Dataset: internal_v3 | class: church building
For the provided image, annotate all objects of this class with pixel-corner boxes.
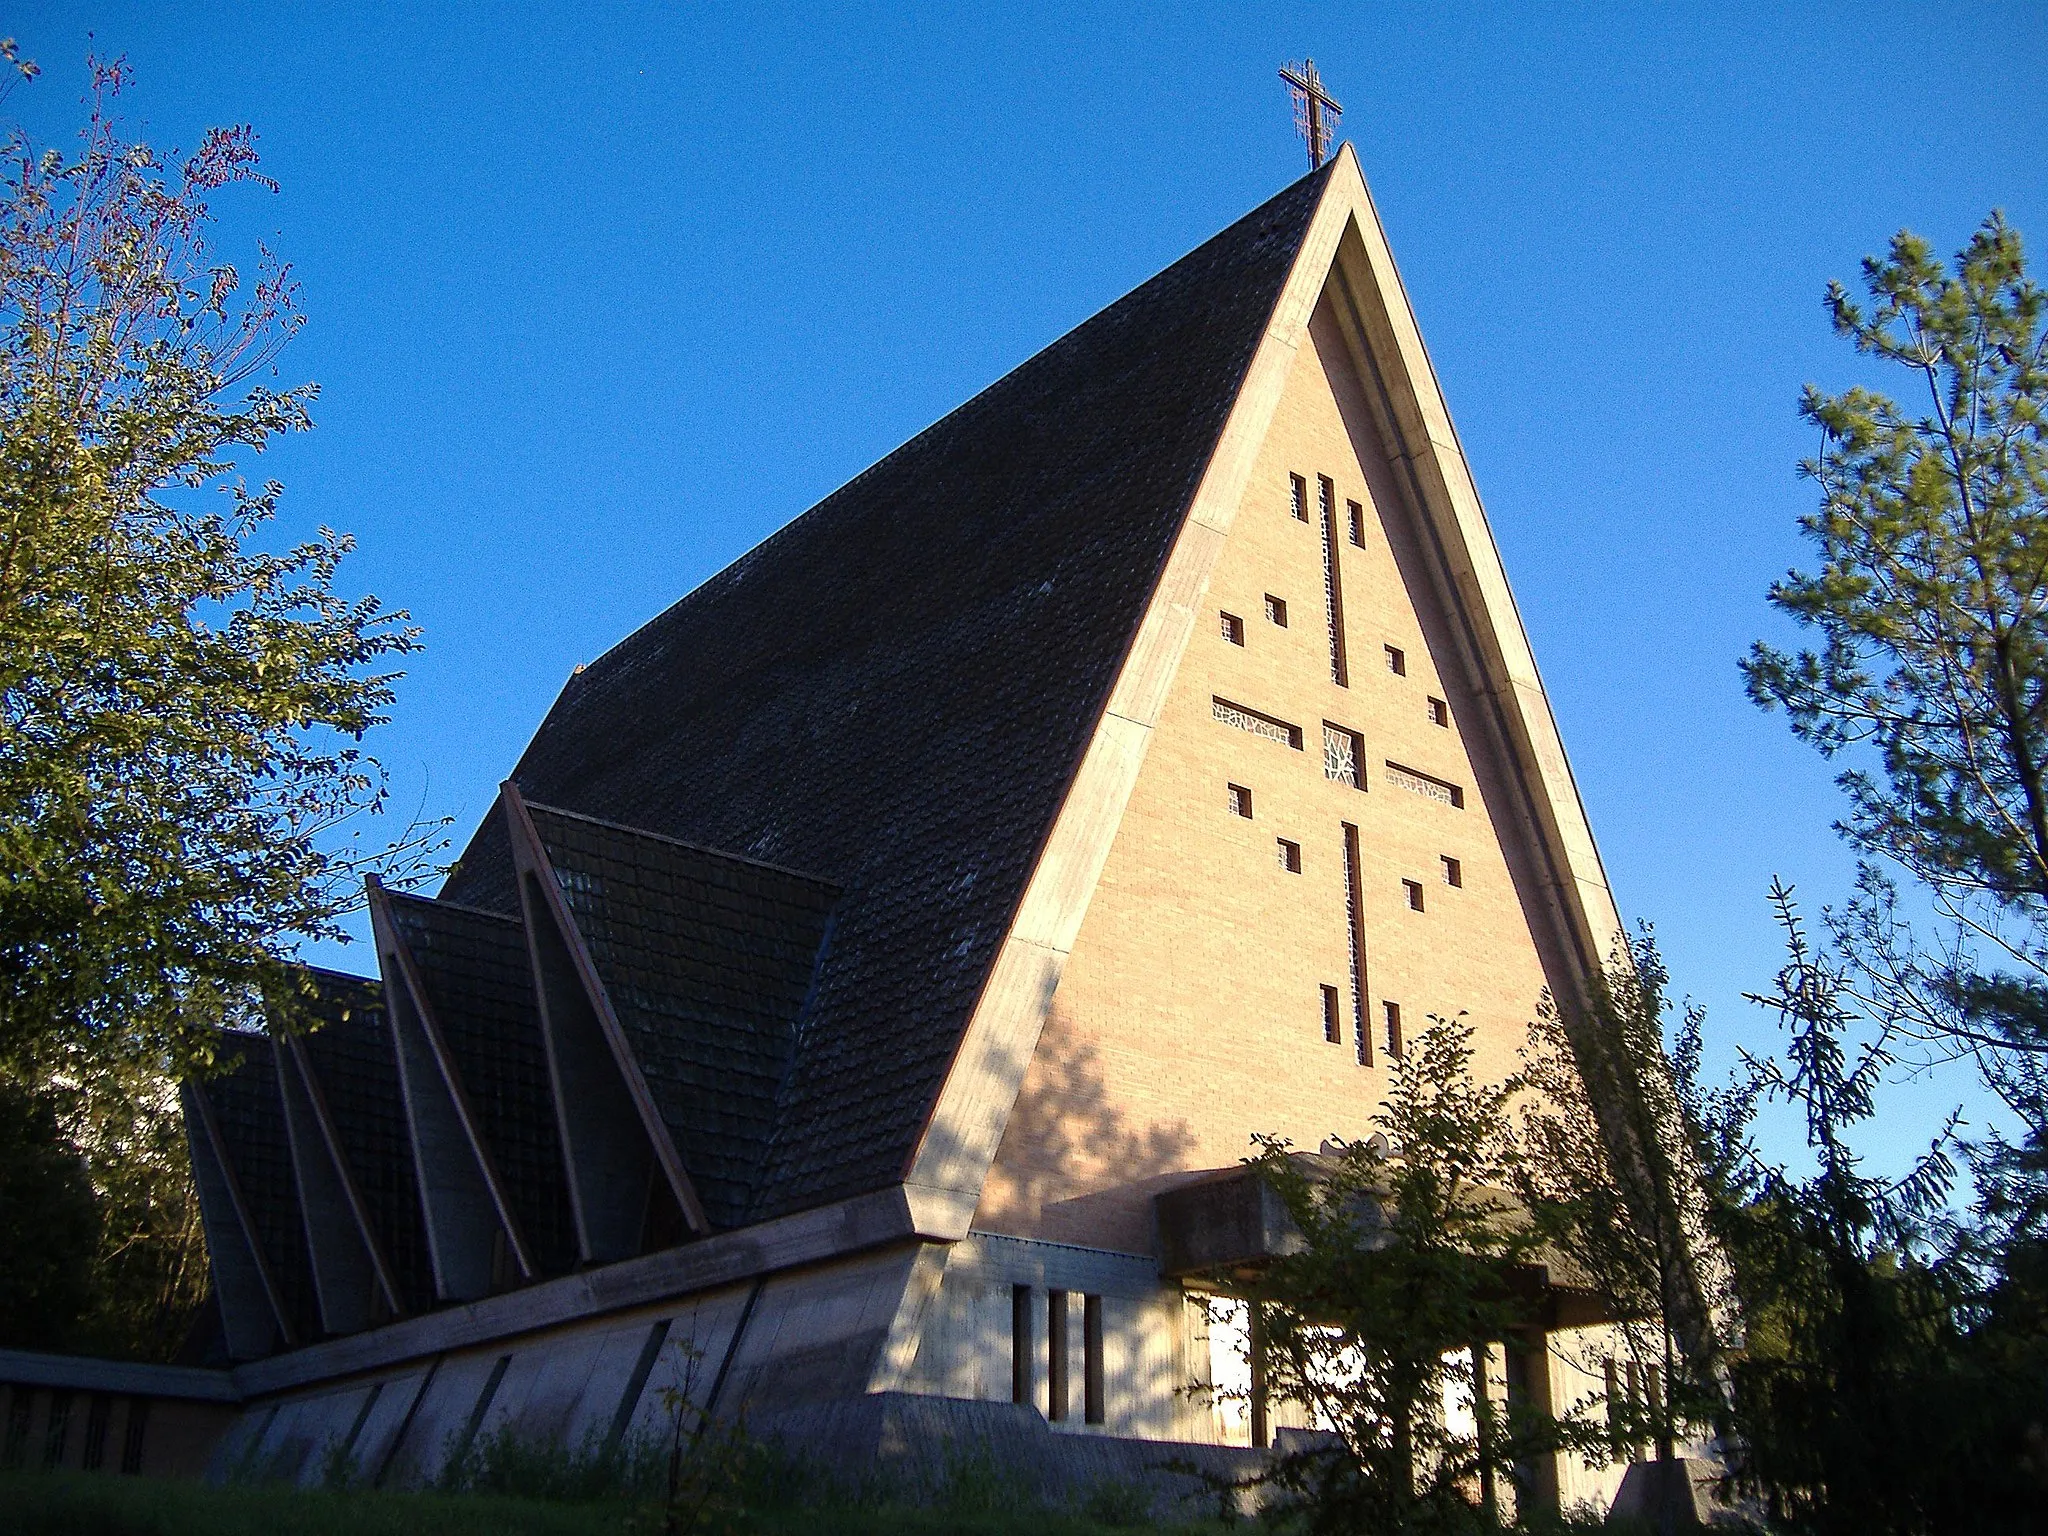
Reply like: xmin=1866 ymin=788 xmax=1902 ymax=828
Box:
xmin=183 ymin=145 xmax=1636 ymax=1511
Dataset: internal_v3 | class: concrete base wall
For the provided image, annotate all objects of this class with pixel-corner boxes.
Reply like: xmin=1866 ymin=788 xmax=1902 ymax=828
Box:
xmin=204 ymin=1240 xmax=942 ymax=1488
xmin=753 ymin=1391 xmax=1265 ymax=1519
xmin=0 ymin=1351 xmax=241 ymax=1479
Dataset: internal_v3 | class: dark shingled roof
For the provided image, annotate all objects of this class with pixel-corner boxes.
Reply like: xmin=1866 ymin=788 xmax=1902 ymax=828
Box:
xmin=385 ymin=890 xmax=579 ymax=1275
xmin=526 ymin=803 xmax=839 ymax=1230
xmin=293 ymin=969 xmax=437 ymax=1314
xmin=198 ymin=1040 xmax=321 ymax=1344
xmin=443 ymin=159 xmax=1335 ymax=1222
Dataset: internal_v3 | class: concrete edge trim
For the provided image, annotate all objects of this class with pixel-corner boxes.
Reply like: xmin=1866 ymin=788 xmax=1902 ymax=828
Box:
xmin=0 ymin=1347 xmax=239 ymax=1403
xmin=228 ymin=1181 xmax=958 ymax=1400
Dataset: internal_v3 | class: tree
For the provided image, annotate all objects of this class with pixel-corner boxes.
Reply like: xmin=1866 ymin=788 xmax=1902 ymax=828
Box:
xmin=1741 ymin=213 xmax=2048 ymax=1208
xmin=1675 ymin=882 xmax=2048 ymax=1535
xmin=1517 ymin=929 xmax=1731 ymax=1470
xmin=0 ymin=1076 xmax=100 ymax=1348
xmin=0 ymin=54 xmax=438 ymax=1092
xmin=0 ymin=54 xmax=439 ymax=1357
xmin=1219 ymin=1016 xmax=1604 ymax=1534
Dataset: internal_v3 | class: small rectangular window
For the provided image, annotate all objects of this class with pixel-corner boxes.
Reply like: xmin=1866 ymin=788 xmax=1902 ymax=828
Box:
xmin=1228 ymin=783 xmax=1253 ymax=819
xmin=1428 ymin=695 xmax=1450 ymax=728
xmin=1322 ymin=984 xmax=1342 ymax=1044
xmin=1384 ymin=645 xmax=1406 ymax=676
xmin=1221 ymin=611 xmax=1245 ymax=646
xmin=1441 ymin=856 xmax=1462 ymax=888
xmin=1403 ymin=878 xmax=1426 ymax=912
xmin=1012 ymin=1284 xmax=1032 ymax=1405
xmin=1047 ymin=1290 xmax=1069 ymax=1422
xmin=1290 ymin=473 xmax=1308 ymax=522
xmin=1083 ymin=1294 xmax=1105 ymax=1425
xmin=1265 ymin=594 xmax=1288 ymax=627
xmin=1323 ymin=723 xmax=1363 ymax=789
xmin=1277 ymin=838 xmax=1301 ymax=873
xmin=1348 ymin=499 xmax=1365 ymax=547
xmin=1385 ymin=1000 xmax=1404 ymax=1059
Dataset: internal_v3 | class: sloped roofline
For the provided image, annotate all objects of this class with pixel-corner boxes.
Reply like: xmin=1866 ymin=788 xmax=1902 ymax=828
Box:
xmin=903 ymin=142 xmax=1623 ymax=1222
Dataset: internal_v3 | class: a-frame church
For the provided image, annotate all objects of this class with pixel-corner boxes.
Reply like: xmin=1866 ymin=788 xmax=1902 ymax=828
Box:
xmin=183 ymin=145 xmax=1636 ymax=1510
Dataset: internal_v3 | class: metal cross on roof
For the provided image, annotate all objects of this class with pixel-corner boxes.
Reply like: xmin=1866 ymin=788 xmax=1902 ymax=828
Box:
xmin=1279 ymin=57 xmax=1342 ymax=171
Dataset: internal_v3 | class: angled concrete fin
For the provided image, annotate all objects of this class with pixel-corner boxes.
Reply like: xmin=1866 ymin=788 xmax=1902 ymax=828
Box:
xmin=183 ymin=1082 xmax=292 ymax=1357
xmin=275 ymin=1037 xmax=394 ymax=1334
xmin=369 ymin=878 xmax=536 ymax=1298
xmin=500 ymin=783 xmax=711 ymax=1259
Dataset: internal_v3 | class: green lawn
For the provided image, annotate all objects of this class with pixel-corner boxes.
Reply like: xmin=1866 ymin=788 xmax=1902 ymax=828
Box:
xmin=0 ymin=1471 xmax=1224 ymax=1536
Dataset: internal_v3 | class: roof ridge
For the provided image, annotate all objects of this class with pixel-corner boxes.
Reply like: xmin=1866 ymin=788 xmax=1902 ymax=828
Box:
xmin=522 ymin=796 xmax=841 ymax=893
xmin=383 ymin=885 xmax=527 ymax=927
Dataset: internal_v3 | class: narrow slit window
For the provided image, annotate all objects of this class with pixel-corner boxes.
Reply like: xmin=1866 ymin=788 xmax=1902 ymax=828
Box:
xmin=43 ymin=1390 xmax=70 ymax=1469
xmin=81 ymin=1395 xmax=109 ymax=1471
xmin=1084 ymin=1294 xmax=1105 ymax=1425
xmin=1221 ymin=611 xmax=1245 ymax=646
xmin=1047 ymin=1290 xmax=1070 ymax=1422
xmin=1404 ymin=878 xmax=1426 ymax=912
xmin=1265 ymin=594 xmax=1289 ymax=627
xmin=1384 ymin=644 xmax=1406 ymax=676
xmin=1012 ymin=1284 xmax=1032 ymax=1405
xmin=1428 ymin=695 xmax=1450 ymax=728
xmin=1348 ymin=498 xmax=1366 ymax=548
xmin=1322 ymin=984 xmax=1342 ymax=1044
xmin=1323 ymin=723 xmax=1363 ymax=789
xmin=1290 ymin=473 xmax=1309 ymax=522
xmin=1342 ymin=822 xmax=1372 ymax=1065
xmin=1319 ymin=477 xmax=1349 ymax=687
xmin=1441 ymin=855 xmax=1462 ymax=888
xmin=1228 ymin=783 xmax=1253 ymax=819
xmin=118 ymin=1399 xmax=150 ymax=1475
xmin=1384 ymin=1000 xmax=1404 ymax=1059
xmin=1213 ymin=698 xmax=1304 ymax=749
xmin=1277 ymin=838 xmax=1302 ymax=873
xmin=1386 ymin=761 xmax=1466 ymax=809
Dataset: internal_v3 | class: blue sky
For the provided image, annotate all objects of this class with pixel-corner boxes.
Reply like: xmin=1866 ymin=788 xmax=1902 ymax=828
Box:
xmin=15 ymin=3 xmax=2048 ymax=1173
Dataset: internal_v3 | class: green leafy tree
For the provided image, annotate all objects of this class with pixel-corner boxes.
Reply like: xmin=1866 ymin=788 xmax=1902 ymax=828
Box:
xmin=62 ymin=1069 xmax=212 ymax=1359
xmin=0 ymin=55 xmax=440 ymax=1356
xmin=1741 ymin=212 xmax=2048 ymax=1214
xmin=1517 ymin=929 xmax=1732 ymax=1470
xmin=0 ymin=55 xmax=438 ymax=1090
xmin=1219 ymin=1016 xmax=1604 ymax=1534
xmin=0 ymin=1076 xmax=99 ymax=1348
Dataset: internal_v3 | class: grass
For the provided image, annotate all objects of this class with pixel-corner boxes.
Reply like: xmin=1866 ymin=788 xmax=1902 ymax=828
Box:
xmin=0 ymin=1470 xmax=1232 ymax=1536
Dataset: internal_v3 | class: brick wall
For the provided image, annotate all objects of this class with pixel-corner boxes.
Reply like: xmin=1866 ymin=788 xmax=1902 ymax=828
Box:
xmin=977 ymin=287 xmax=1578 ymax=1252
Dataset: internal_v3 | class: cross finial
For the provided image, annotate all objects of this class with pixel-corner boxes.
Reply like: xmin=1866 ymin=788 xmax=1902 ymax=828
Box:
xmin=1279 ymin=57 xmax=1342 ymax=171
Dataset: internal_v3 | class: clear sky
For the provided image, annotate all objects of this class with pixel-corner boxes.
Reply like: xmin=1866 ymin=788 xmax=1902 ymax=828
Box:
xmin=14 ymin=3 xmax=2048 ymax=1174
